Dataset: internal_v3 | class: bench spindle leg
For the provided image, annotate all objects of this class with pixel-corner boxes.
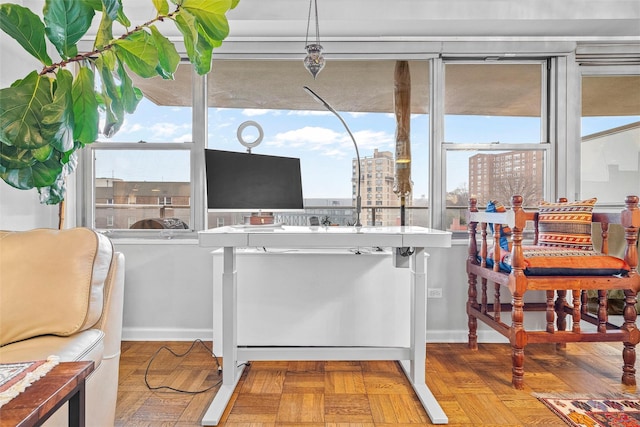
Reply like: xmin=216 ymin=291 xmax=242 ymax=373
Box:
xmin=545 ymin=290 xmax=554 ymax=333
xmin=468 ymin=272 xmax=478 ymax=350
xmin=511 ymin=292 xmax=525 ymax=389
xmin=622 ymin=289 xmax=638 ymax=386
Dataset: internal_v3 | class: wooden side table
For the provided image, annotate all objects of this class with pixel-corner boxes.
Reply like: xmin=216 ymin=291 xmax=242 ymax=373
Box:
xmin=0 ymin=361 xmax=94 ymax=427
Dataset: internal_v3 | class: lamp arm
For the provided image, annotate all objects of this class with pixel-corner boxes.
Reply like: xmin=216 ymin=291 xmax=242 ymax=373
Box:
xmin=303 ymin=86 xmax=362 ymax=227
xmin=328 ymin=110 xmax=362 ymax=227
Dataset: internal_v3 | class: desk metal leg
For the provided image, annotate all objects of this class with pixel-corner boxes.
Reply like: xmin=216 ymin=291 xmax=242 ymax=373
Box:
xmin=202 ymin=247 xmax=246 ymax=426
xmin=68 ymin=382 xmax=86 ymax=427
xmin=402 ymin=247 xmax=448 ymax=424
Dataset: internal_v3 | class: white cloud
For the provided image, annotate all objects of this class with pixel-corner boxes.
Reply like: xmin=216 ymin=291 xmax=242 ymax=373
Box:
xmin=287 ymin=110 xmax=332 ymax=117
xmin=173 ymin=133 xmax=193 ymax=142
xmin=264 ymin=126 xmax=396 ymax=160
xmin=352 ymin=130 xmax=395 ymax=151
xmin=150 ymin=122 xmax=190 ymax=138
xmin=266 ymin=126 xmax=365 ymax=159
xmin=242 ymin=109 xmax=270 ymax=117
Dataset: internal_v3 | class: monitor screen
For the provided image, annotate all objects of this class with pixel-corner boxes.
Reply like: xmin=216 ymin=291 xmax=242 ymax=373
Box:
xmin=204 ymin=149 xmax=304 ymax=212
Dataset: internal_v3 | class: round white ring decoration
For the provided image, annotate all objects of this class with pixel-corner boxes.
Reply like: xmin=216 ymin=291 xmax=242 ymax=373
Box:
xmin=237 ymin=121 xmax=264 ymax=149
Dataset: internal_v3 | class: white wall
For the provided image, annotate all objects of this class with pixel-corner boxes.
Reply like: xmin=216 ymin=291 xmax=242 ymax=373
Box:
xmin=113 ymin=241 xmax=215 ymax=340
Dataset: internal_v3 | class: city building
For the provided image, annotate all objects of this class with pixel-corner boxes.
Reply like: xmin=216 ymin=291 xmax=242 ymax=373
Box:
xmin=355 ymin=149 xmax=412 ymax=226
xmin=95 ymin=178 xmax=190 ymax=229
xmin=468 ymin=151 xmax=545 ymax=207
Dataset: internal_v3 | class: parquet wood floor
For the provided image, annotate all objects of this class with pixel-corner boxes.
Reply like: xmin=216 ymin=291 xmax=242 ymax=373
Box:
xmin=115 ymin=341 xmax=637 ymax=426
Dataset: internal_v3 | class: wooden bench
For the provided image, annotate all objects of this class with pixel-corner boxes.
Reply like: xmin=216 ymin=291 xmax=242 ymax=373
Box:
xmin=466 ymin=195 xmax=640 ymax=389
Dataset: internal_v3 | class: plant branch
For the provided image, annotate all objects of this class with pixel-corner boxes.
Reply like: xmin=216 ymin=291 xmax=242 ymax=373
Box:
xmin=39 ymin=7 xmax=181 ymax=76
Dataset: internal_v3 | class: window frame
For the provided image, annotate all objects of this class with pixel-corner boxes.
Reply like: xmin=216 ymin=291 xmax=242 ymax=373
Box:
xmin=430 ymin=57 xmax=557 ymax=232
xmin=577 ymin=61 xmax=640 ymax=201
xmin=78 ymin=65 xmax=207 ymax=236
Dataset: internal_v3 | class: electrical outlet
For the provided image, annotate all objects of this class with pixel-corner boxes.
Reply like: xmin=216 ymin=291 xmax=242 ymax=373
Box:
xmin=427 ymin=288 xmax=443 ymax=298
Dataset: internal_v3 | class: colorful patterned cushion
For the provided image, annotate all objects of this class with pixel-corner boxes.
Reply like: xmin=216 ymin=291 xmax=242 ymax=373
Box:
xmin=538 ymin=198 xmax=597 ymax=250
xmin=477 ymin=200 xmax=512 ymax=269
xmin=486 ymin=200 xmax=512 ymax=252
xmin=503 ymin=246 xmax=630 ymax=276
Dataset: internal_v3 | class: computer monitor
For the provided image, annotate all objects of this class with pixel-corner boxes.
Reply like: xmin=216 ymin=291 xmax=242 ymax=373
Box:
xmin=204 ymin=149 xmax=304 ymax=214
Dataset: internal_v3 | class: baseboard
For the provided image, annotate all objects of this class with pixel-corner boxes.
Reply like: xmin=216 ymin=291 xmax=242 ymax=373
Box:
xmin=122 ymin=327 xmax=213 ymax=341
xmin=123 ymin=327 xmax=509 ymax=344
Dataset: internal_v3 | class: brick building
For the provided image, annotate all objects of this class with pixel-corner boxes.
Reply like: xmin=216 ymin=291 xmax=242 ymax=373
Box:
xmin=468 ymin=151 xmax=544 ymax=207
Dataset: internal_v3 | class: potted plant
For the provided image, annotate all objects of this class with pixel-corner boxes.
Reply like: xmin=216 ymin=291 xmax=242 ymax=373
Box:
xmin=0 ymin=0 xmax=239 ymax=221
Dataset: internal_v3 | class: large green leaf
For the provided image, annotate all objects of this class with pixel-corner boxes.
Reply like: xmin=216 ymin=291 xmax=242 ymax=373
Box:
xmin=87 ymin=0 xmax=129 ymax=26
xmin=94 ymin=7 xmax=113 ymax=50
xmin=0 ymin=144 xmax=36 ymax=169
xmin=31 ymin=155 xmax=63 ymax=187
xmin=31 ymin=144 xmax=53 ymax=162
xmin=181 ymin=0 xmax=231 ymax=43
xmin=40 ymin=160 xmax=70 ymax=204
xmin=1 ymin=150 xmax=61 ymax=190
xmin=82 ymin=0 xmax=103 ymax=10
xmin=150 ymin=25 xmax=180 ymax=79
xmin=71 ymin=67 xmax=99 ymax=144
xmin=0 ymin=71 xmax=54 ymax=149
xmin=2 ymin=165 xmax=36 ymax=189
xmin=117 ymin=57 xmax=143 ymax=114
xmin=43 ymin=0 xmax=95 ymax=58
xmin=153 ymin=0 xmax=170 ymax=15
xmin=173 ymin=12 xmax=213 ymax=75
xmin=42 ymin=69 xmax=75 ymax=153
xmin=114 ymin=5 xmax=130 ymax=27
xmin=100 ymin=0 xmax=122 ymax=21
xmin=0 ymin=4 xmax=52 ymax=66
xmin=96 ymin=56 xmax=124 ymax=137
xmin=113 ymin=31 xmax=159 ymax=78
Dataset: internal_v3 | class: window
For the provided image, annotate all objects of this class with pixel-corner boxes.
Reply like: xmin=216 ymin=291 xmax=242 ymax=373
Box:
xmin=205 ymin=59 xmax=429 ymax=228
xmin=580 ymin=72 xmax=640 ymax=203
xmin=439 ymin=60 xmax=550 ymax=232
xmin=84 ymin=64 xmax=196 ymax=232
xmin=93 ymin=149 xmax=191 ymax=229
xmin=159 ymin=196 xmax=173 ymax=206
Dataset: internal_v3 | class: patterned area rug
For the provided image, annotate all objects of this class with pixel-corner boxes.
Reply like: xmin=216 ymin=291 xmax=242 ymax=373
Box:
xmin=536 ymin=393 xmax=640 ymax=427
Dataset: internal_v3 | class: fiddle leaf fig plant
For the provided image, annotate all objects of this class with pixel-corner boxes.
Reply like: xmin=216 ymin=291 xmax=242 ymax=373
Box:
xmin=0 ymin=0 xmax=239 ymax=205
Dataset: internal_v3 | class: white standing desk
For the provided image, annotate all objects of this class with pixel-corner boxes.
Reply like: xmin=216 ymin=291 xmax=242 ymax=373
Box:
xmin=198 ymin=225 xmax=452 ymax=425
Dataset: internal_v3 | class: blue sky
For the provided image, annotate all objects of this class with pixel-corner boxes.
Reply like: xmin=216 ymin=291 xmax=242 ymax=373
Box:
xmin=96 ymin=99 xmax=428 ymax=199
xmin=96 ymin=98 xmax=638 ymax=199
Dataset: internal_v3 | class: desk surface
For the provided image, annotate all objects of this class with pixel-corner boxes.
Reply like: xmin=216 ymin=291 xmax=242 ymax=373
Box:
xmin=0 ymin=361 xmax=93 ymax=427
xmin=199 ymin=225 xmax=452 ymax=248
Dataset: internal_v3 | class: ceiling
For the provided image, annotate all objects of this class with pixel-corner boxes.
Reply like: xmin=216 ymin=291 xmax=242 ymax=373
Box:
xmin=81 ymin=0 xmax=640 ymax=40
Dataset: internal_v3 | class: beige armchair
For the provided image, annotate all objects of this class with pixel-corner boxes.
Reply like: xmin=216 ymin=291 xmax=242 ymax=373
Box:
xmin=0 ymin=228 xmax=125 ymax=426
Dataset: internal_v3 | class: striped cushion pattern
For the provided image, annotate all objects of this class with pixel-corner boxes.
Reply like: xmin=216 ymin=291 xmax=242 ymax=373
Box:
xmin=537 ymin=198 xmax=597 ymax=250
